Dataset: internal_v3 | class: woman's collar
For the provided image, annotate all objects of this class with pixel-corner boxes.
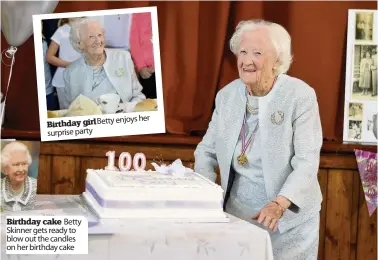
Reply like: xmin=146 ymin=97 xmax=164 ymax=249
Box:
xmin=83 ymin=50 xmax=107 ymax=68
xmin=2 ymin=176 xmax=33 ymax=205
xmin=240 ymin=73 xmax=287 ymax=99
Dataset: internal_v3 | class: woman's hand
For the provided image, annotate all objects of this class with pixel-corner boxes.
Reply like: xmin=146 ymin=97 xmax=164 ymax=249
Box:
xmin=139 ymin=67 xmax=152 ymax=79
xmin=252 ymin=197 xmax=290 ymax=232
xmin=252 ymin=202 xmax=282 ymax=232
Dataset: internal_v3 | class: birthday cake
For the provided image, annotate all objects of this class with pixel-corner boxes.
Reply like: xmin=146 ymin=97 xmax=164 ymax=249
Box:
xmin=82 ymin=158 xmax=228 ymax=222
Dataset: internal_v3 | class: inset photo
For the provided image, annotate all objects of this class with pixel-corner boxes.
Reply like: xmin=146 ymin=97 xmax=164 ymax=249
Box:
xmin=33 ymin=7 xmax=165 ymax=141
xmin=1 ymin=140 xmax=40 ymax=212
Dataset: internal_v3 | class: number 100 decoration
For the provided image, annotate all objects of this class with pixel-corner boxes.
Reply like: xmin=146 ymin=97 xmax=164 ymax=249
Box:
xmin=105 ymin=151 xmax=147 ymax=171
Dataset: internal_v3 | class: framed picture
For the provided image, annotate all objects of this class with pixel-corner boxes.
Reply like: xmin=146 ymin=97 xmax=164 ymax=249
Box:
xmin=343 ymin=9 xmax=378 ymax=145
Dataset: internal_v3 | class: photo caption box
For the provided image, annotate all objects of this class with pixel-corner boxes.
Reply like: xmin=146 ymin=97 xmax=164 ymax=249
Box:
xmin=42 ymin=112 xmax=164 ymax=141
xmin=6 ymin=216 xmax=88 ymax=254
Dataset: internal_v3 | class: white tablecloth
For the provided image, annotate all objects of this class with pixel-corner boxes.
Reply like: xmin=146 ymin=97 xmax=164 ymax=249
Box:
xmin=1 ymin=195 xmax=273 ymax=260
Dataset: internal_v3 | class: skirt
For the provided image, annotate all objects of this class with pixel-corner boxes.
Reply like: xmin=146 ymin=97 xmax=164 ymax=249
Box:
xmin=226 ymin=198 xmax=320 ymax=260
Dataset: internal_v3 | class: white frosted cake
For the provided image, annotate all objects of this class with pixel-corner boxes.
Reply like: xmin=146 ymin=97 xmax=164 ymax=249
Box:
xmin=82 ymin=168 xmax=228 ymax=222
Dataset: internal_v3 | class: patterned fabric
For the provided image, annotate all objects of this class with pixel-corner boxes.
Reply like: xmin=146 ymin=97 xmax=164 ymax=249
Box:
xmin=0 ymin=176 xmax=37 ymax=212
xmin=269 ymin=214 xmax=320 ymax=260
xmin=194 ymin=74 xmax=323 ymax=237
xmin=355 ymin=149 xmax=377 ymax=216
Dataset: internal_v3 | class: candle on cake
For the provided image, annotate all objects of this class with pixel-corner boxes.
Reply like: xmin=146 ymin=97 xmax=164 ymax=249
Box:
xmin=105 ymin=151 xmax=146 ymax=171
xmin=105 ymin=151 xmax=119 ymax=171
xmin=119 ymin=152 xmax=132 ymax=171
xmin=133 ymin=152 xmax=147 ymax=171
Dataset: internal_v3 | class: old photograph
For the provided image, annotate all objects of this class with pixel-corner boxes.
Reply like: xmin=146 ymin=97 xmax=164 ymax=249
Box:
xmin=348 ymin=102 xmax=363 ymax=120
xmin=355 ymin=11 xmax=374 ymax=41
xmin=348 ymin=120 xmax=362 ymax=140
xmin=351 ymin=44 xmax=377 ymax=100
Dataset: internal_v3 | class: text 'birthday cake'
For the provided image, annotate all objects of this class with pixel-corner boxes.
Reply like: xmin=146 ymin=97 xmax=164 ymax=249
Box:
xmin=82 ymin=153 xmax=228 ymax=223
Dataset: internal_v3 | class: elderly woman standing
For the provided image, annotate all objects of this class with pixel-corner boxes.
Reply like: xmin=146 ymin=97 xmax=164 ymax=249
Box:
xmin=194 ymin=20 xmax=323 ymax=259
xmin=64 ymin=18 xmax=146 ymax=112
xmin=1 ymin=142 xmax=37 ymax=212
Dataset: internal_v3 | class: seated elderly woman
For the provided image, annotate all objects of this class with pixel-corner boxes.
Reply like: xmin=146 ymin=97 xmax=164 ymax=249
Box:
xmin=1 ymin=142 xmax=37 ymax=212
xmin=194 ymin=19 xmax=323 ymax=260
xmin=63 ymin=18 xmax=147 ymax=113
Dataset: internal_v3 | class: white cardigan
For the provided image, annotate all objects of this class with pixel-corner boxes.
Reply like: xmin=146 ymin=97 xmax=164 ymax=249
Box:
xmin=194 ymin=74 xmax=323 ymax=233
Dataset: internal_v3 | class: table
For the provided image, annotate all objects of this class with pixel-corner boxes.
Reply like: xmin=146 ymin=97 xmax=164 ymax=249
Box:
xmin=1 ymin=195 xmax=273 ymax=260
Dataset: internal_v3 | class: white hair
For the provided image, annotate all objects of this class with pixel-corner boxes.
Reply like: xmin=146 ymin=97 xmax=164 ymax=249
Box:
xmin=229 ymin=19 xmax=293 ymax=75
xmin=1 ymin=141 xmax=32 ymax=172
xmin=69 ymin=17 xmax=105 ymax=53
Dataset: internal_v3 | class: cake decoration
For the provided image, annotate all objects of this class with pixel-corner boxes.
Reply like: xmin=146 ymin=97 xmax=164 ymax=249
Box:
xmin=105 ymin=151 xmax=147 ymax=171
xmin=151 ymin=159 xmax=193 ymax=177
xmin=119 ymin=152 xmax=132 ymax=171
xmin=105 ymin=151 xmax=119 ymax=171
xmin=133 ymin=152 xmax=147 ymax=171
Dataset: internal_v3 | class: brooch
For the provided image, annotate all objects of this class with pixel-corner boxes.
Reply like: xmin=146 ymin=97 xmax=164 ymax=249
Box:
xmin=271 ymin=110 xmax=284 ymax=125
xmin=115 ymin=68 xmax=125 ymax=77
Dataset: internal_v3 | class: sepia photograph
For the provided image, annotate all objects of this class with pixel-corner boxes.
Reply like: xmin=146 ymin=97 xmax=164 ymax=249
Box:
xmin=348 ymin=102 xmax=363 ymax=120
xmin=355 ymin=11 xmax=374 ymax=41
xmin=33 ymin=7 xmax=166 ymax=141
xmin=351 ymin=44 xmax=377 ymax=100
xmin=0 ymin=140 xmax=40 ymax=212
xmin=348 ymin=120 xmax=362 ymax=140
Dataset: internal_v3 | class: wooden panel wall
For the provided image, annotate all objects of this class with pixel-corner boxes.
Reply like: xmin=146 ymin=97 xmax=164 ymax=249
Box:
xmin=35 ymin=141 xmax=376 ymax=260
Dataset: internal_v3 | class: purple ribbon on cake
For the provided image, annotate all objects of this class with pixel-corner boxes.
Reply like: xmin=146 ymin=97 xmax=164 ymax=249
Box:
xmin=151 ymin=159 xmax=194 ymax=177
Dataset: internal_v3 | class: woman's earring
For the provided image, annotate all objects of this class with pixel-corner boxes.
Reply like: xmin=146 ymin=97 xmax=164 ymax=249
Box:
xmin=78 ymin=41 xmax=84 ymax=51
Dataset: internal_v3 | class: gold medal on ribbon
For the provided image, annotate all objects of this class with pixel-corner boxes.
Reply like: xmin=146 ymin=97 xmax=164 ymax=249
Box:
xmin=237 ymin=154 xmax=248 ymax=165
xmin=238 ymin=108 xmax=259 ymax=166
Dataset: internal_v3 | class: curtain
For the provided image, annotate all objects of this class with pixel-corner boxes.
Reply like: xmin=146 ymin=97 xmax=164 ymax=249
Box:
xmin=1 ymin=1 xmax=377 ymax=141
